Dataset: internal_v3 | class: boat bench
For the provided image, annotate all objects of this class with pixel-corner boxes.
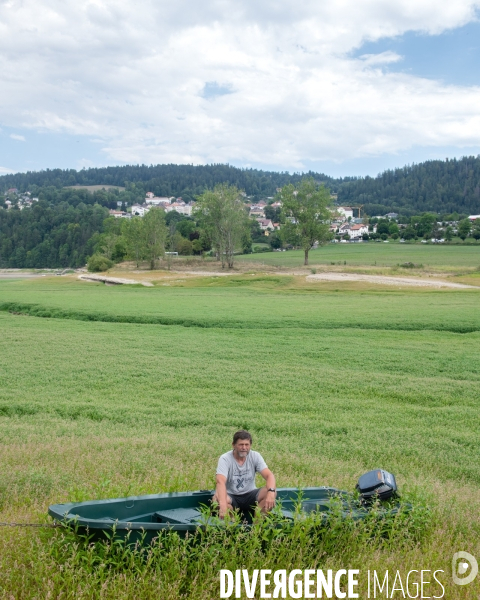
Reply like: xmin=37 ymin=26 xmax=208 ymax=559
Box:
xmin=153 ymin=508 xmax=204 ymax=524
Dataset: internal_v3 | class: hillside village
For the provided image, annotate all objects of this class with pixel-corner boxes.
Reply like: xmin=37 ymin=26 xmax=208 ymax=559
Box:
xmin=1 ymin=182 xmax=479 ymax=272
xmin=106 ymin=191 xmax=480 ymax=244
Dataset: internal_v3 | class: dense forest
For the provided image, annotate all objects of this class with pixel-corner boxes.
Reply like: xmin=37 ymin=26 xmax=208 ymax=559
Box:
xmin=1 ymin=158 xmax=480 ymax=268
xmin=0 ymin=201 xmax=108 ymax=268
xmin=337 ymin=156 xmax=480 ymax=216
xmin=0 ymin=164 xmax=341 ymax=203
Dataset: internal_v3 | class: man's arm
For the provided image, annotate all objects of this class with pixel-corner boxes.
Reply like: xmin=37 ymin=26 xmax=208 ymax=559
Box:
xmin=215 ymin=474 xmax=229 ymax=519
xmin=260 ymin=468 xmax=276 ymax=511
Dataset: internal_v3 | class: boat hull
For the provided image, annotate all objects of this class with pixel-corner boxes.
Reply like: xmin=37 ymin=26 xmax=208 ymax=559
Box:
xmin=48 ymin=487 xmax=397 ymax=545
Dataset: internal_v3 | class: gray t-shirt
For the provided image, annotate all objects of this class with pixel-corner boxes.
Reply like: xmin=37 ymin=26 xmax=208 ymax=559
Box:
xmin=216 ymin=450 xmax=268 ymax=496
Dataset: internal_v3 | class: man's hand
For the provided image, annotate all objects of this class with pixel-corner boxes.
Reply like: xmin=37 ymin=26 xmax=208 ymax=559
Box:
xmin=265 ymin=491 xmax=276 ymax=511
xmin=215 ymin=475 xmax=230 ymax=519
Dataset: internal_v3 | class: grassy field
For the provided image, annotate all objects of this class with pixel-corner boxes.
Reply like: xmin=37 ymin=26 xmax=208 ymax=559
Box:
xmin=238 ymin=243 xmax=480 ymax=270
xmin=0 ymin=274 xmax=479 ymax=598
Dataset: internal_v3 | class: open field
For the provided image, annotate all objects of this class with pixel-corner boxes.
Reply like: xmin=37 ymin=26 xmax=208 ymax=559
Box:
xmin=0 ymin=274 xmax=479 ymax=598
xmin=237 ymin=243 xmax=480 ymax=270
xmin=1 ymin=276 xmax=480 ymax=332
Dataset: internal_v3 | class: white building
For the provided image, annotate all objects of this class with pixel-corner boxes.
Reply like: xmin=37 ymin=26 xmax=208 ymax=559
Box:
xmin=109 ymin=210 xmax=130 ymax=219
xmin=257 ymin=218 xmax=275 ymax=231
xmin=131 ymin=204 xmax=150 ymax=217
xmin=336 ymin=206 xmax=354 ymax=219
xmin=348 ymin=224 xmax=369 ymax=239
xmin=164 ymin=202 xmax=194 ymax=216
xmin=145 ymin=195 xmax=174 ymax=206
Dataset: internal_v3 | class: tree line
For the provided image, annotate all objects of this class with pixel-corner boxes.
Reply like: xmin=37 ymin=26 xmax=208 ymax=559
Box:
xmin=2 ymin=157 xmax=480 ymax=216
xmin=338 ymin=156 xmax=480 ymax=217
xmin=0 ymin=164 xmax=339 ymax=204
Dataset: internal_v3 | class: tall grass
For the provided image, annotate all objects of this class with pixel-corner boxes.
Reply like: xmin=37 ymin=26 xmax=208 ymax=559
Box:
xmin=0 ymin=275 xmax=479 ymax=597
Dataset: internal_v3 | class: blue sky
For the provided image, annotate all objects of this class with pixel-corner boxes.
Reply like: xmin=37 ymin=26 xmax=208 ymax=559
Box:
xmin=1 ymin=0 xmax=480 ymax=179
xmin=352 ymin=21 xmax=480 ymax=87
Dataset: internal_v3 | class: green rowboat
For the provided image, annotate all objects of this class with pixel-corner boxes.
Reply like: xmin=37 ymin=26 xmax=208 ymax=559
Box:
xmin=48 ymin=486 xmax=404 ymax=545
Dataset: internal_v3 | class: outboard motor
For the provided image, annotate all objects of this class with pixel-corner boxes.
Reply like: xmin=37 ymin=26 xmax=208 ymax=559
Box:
xmin=356 ymin=469 xmax=397 ymax=501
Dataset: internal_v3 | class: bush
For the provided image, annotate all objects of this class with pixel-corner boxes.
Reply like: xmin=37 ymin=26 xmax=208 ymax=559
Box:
xmin=87 ymin=253 xmax=113 ymax=272
xmin=399 ymin=262 xmax=423 ymax=269
xmin=177 ymin=238 xmax=193 ymax=255
xmin=191 ymin=239 xmax=203 ymax=255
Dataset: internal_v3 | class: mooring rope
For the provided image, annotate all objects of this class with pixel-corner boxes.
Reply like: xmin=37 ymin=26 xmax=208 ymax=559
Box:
xmin=0 ymin=521 xmax=63 ymax=528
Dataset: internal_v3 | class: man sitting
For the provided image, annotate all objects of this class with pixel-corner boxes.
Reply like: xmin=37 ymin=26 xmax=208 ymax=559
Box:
xmin=213 ymin=430 xmax=276 ymax=519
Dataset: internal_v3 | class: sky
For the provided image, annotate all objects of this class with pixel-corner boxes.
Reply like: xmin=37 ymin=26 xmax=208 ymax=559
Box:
xmin=1 ymin=0 xmax=480 ymax=178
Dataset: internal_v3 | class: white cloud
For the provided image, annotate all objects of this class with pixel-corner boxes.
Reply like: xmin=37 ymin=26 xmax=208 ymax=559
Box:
xmin=358 ymin=51 xmax=403 ymax=66
xmin=0 ymin=0 xmax=480 ymax=169
xmin=9 ymin=133 xmax=25 ymax=141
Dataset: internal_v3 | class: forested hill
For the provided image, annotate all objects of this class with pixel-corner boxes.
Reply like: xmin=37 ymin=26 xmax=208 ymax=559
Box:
xmin=0 ymin=164 xmax=340 ymax=203
xmin=337 ymin=156 xmax=480 ymax=216
xmin=1 ymin=157 xmax=480 ymax=215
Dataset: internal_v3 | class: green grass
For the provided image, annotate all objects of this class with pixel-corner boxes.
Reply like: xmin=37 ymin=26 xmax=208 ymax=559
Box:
xmin=1 ymin=277 xmax=480 ymax=332
xmin=0 ymin=276 xmax=479 ymax=598
xmin=237 ymin=243 xmax=480 ymax=268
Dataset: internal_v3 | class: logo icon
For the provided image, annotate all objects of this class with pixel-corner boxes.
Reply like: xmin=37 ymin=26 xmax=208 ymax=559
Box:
xmin=452 ymin=551 xmax=478 ymax=586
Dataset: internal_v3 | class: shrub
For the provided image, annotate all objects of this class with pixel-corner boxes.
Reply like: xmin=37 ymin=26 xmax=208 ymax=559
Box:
xmin=177 ymin=238 xmax=193 ymax=255
xmin=87 ymin=253 xmax=113 ymax=272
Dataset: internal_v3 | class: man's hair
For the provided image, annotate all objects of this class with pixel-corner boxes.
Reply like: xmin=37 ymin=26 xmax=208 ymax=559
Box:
xmin=233 ymin=430 xmax=252 ymax=444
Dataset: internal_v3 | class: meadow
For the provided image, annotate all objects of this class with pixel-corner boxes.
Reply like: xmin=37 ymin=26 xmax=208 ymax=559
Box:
xmin=237 ymin=243 xmax=480 ymax=271
xmin=0 ymin=272 xmax=479 ymax=598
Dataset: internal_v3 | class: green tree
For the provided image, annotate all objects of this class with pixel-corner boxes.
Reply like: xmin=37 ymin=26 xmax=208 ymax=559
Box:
xmin=377 ymin=220 xmax=390 ymax=235
xmin=457 ymin=218 xmax=471 ymax=240
xmin=177 ymin=237 xmax=193 ymax=255
xmin=388 ymin=222 xmax=399 ymax=236
xmin=122 ymin=217 xmax=146 ymax=268
xmin=191 ymin=239 xmax=203 ymax=255
xmin=471 ymin=220 xmax=480 ymax=240
xmin=176 ymin=218 xmax=196 ymax=239
xmin=143 ymin=208 xmax=167 ymax=269
xmin=194 ymin=184 xmax=249 ymax=268
xmin=414 ymin=213 xmax=436 ymax=238
xmin=269 ymin=232 xmax=283 ymax=249
xmin=402 ymin=226 xmax=416 ymax=240
xmin=445 ymin=225 xmax=454 ymax=241
xmin=278 ymin=178 xmax=332 ymax=265
xmin=241 ymin=230 xmax=252 ymax=254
